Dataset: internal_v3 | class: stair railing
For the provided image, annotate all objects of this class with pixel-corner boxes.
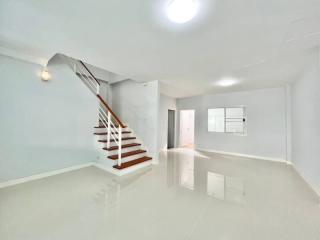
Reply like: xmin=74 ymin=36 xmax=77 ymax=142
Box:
xmin=63 ymin=55 xmax=124 ymax=167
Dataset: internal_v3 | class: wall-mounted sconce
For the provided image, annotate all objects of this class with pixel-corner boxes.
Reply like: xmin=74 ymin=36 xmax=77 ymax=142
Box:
xmin=41 ymin=69 xmax=51 ymax=81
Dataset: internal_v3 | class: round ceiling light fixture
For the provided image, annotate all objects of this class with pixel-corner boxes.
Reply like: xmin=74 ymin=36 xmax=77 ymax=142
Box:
xmin=166 ymin=0 xmax=199 ymax=24
xmin=215 ymin=77 xmax=239 ymax=87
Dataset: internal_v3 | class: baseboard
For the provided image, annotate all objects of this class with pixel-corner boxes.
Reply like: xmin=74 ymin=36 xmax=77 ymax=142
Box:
xmin=291 ymin=164 xmax=320 ymax=198
xmin=196 ymin=148 xmax=289 ymax=164
xmin=0 ymin=163 xmax=93 ymax=189
xmin=93 ymin=161 xmax=152 ymax=176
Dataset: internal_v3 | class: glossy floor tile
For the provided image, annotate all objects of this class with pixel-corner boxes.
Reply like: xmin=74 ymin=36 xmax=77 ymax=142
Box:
xmin=1 ymin=148 xmax=320 ymax=240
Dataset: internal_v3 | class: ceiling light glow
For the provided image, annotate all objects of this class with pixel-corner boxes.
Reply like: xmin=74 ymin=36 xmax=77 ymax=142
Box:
xmin=216 ymin=77 xmax=239 ymax=87
xmin=166 ymin=0 xmax=198 ymax=23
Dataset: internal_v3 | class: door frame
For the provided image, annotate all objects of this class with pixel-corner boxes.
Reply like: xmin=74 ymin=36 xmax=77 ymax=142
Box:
xmin=167 ymin=109 xmax=175 ymax=149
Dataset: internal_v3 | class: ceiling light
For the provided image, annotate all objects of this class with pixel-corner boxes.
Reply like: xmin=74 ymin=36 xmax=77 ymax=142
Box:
xmin=216 ymin=77 xmax=239 ymax=87
xmin=166 ymin=0 xmax=198 ymax=23
xmin=41 ymin=69 xmax=51 ymax=81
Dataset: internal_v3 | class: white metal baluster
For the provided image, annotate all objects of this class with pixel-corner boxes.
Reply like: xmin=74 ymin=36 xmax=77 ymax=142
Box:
xmin=118 ymin=126 xmax=122 ymax=167
xmin=66 ymin=56 xmax=125 ymax=167
xmin=96 ymin=81 xmax=100 ymax=95
xmin=107 ymin=112 xmax=111 ymax=149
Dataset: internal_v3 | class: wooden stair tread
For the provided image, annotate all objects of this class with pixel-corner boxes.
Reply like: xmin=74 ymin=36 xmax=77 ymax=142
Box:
xmin=98 ymin=137 xmax=136 ymax=143
xmin=103 ymin=143 xmax=141 ymax=151
xmin=113 ymin=156 xmax=152 ymax=170
xmin=94 ymin=131 xmax=131 ymax=135
xmin=108 ymin=149 xmax=146 ymax=160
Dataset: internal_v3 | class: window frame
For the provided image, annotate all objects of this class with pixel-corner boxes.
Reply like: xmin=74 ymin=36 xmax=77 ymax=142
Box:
xmin=207 ymin=107 xmax=247 ymax=135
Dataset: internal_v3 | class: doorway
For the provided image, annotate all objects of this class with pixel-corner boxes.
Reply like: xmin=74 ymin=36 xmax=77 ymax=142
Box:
xmin=179 ymin=110 xmax=195 ymax=148
xmin=167 ymin=110 xmax=175 ymax=149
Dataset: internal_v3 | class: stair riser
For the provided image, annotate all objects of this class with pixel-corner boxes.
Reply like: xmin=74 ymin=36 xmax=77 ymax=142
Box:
xmin=95 ymin=133 xmax=132 ymax=139
xmin=107 ymin=146 xmax=141 ymax=155
xmin=109 ymin=139 xmax=137 ymax=146
xmin=95 ymin=127 xmax=129 ymax=133
xmin=100 ymin=139 xmax=138 ymax=147
xmin=111 ymin=153 xmax=147 ymax=163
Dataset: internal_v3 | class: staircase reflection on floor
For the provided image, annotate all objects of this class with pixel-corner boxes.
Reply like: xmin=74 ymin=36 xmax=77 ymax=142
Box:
xmin=1 ymin=148 xmax=320 ymax=240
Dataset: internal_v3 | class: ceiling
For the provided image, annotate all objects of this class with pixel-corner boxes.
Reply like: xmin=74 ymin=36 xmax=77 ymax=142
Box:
xmin=1 ymin=0 xmax=320 ymax=98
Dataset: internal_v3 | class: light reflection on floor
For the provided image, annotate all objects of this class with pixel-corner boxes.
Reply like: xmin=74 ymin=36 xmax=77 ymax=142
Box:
xmin=1 ymin=148 xmax=320 ymax=240
xmin=207 ymin=172 xmax=245 ymax=204
xmin=166 ymin=148 xmax=245 ymax=204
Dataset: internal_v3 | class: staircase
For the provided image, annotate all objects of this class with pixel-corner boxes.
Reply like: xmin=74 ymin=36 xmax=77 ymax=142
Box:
xmin=94 ymin=120 xmax=152 ymax=170
xmin=61 ymin=54 xmax=152 ymax=173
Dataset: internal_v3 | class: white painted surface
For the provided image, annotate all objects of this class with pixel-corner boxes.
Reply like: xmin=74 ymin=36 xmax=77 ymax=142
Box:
xmin=285 ymin=84 xmax=292 ymax=163
xmin=158 ymin=94 xmax=177 ymax=150
xmin=177 ymin=88 xmax=287 ymax=160
xmin=93 ymin=161 xmax=152 ymax=177
xmin=111 ymin=79 xmax=159 ymax=161
xmin=98 ymin=80 xmax=112 ymax=105
xmin=0 ymin=163 xmax=93 ymax=189
xmin=0 ymin=54 xmax=99 ymax=183
xmin=0 ymin=45 xmax=47 ymax=66
xmin=85 ymin=62 xmax=128 ymax=85
xmin=1 ymin=1 xmax=320 ymax=97
xmin=291 ymin=163 xmax=320 ymax=198
xmin=85 ymin=63 xmax=111 ymax=82
xmin=179 ymin=110 xmax=195 ymax=146
xmin=0 ymin=161 xmax=153 ymax=188
xmin=291 ymin=48 xmax=320 ymax=193
xmin=197 ymin=148 xmax=287 ymax=163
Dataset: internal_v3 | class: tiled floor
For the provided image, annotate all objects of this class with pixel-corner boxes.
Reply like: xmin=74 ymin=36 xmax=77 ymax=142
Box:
xmin=1 ymin=148 xmax=320 ymax=240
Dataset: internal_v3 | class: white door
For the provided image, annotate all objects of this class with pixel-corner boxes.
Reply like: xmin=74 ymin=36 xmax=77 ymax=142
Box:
xmin=179 ymin=110 xmax=195 ymax=147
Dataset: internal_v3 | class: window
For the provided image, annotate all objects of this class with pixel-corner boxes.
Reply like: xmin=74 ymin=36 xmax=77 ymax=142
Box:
xmin=208 ymin=107 xmax=246 ymax=134
xmin=208 ymin=108 xmax=225 ymax=132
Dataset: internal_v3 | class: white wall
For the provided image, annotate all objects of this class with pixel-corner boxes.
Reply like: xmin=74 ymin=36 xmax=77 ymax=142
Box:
xmin=0 ymin=54 xmax=98 ymax=182
xmin=177 ymin=88 xmax=287 ymax=161
xmin=111 ymin=80 xmax=159 ymax=161
xmin=99 ymin=81 xmax=112 ymax=105
xmin=86 ymin=62 xmax=127 ymax=85
xmin=158 ymin=94 xmax=177 ymax=150
xmin=291 ymin=49 xmax=320 ymax=194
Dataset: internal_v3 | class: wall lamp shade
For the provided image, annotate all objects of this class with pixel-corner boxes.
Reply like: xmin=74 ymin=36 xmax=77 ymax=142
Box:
xmin=166 ymin=0 xmax=198 ymax=23
xmin=41 ymin=69 xmax=51 ymax=81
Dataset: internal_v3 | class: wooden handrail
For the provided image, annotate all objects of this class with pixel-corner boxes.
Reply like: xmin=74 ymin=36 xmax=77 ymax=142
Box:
xmin=77 ymin=59 xmax=124 ymax=128
xmin=97 ymin=94 xmax=125 ymax=128
xmin=76 ymin=72 xmax=106 ymax=83
xmin=79 ymin=60 xmax=100 ymax=86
